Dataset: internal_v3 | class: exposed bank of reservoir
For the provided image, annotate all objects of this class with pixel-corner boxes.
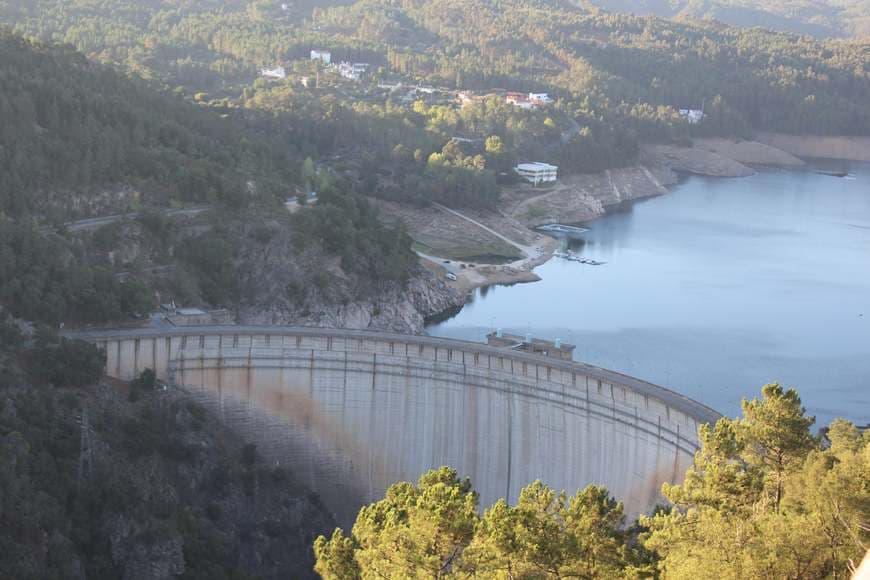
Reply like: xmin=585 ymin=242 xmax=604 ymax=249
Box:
xmin=429 ymin=160 xmax=870 ymax=427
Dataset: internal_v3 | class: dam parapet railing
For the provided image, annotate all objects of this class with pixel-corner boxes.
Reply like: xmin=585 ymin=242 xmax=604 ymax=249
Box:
xmin=63 ymin=325 xmax=720 ymax=428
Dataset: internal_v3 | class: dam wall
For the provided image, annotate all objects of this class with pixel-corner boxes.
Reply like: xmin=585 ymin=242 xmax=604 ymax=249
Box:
xmin=67 ymin=326 xmax=719 ymax=525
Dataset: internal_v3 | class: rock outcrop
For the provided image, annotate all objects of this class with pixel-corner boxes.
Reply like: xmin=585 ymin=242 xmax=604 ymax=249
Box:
xmin=235 ymin=227 xmax=465 ymax=334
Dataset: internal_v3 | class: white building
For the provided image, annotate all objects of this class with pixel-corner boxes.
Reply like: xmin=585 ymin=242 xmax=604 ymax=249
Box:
xmin=378 ymin=80 xmax=403 ymax=90
xmin=311 ymin=49 xmax=332 ymax=64
xmin=515 ymin=162 xmax=558 ymax=185
xmin=679 ymin=109 xmax=705 ymax=124
xmin=529 ymin=92 xmax=553 ymax=104
xmin=338 ymin=62 xmax=369 ymax=81
xmin=261 ymin=66 xmax=286 ymax=80
xmin=506 ymin=92 xmax=535 ymax=109
xmin=457 ymin=91 xmax=477 ymax=106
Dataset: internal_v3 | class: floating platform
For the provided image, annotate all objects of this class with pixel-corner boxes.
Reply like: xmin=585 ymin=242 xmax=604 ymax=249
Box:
xmin=554 ymin=250 xmax=606 ymax=265
xmin=538 ymin=224 xmax=590 ymax=235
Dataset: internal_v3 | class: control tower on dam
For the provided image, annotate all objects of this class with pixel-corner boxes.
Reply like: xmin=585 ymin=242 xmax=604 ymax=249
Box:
xmin=65 ymin=326 xmax=720 ymax=525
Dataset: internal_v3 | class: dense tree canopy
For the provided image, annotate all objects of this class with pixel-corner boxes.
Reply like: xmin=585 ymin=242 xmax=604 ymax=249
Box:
xmin=0 ymin=222 xmax=154 ymax=324
xmin=314 ymin=467 xmax=648 ymax=579
xmin=316 ymin=385 xmax=869 ymax=579
xmin=0 ymin=28 xmax=297 ymax=217
xmin=645 ymin=383 xmax=868 ymax=579
xmin=0 ymin=334 xmax=333 ymax=579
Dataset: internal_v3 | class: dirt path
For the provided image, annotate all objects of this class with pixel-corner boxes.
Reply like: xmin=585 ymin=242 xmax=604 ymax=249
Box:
xmin=432 ymin=202 xmax=535 ymax=257
xmin=506 ymin=187 xmax=568 ymax=220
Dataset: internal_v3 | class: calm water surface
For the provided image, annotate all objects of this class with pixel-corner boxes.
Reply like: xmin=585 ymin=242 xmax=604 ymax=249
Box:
xmin=428 ymin=160 xmax=870 ymax=426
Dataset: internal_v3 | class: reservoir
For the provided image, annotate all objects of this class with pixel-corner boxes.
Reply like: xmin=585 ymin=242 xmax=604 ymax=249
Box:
xmin=429 ymin=160 xmax=870 ymax=427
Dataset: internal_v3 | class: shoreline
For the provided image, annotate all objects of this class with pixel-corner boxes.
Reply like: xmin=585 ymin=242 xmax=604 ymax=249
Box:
xmin=419 ymin=137 xmax=867 ymax=325
xmin=757 ymin=133 xmax=870 ymax=162
xmin=418 ymin=234 xmax=560 ymax=296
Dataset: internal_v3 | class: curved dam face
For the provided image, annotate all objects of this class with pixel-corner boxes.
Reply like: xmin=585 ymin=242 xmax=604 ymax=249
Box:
xmin=69 ymin=326 xmax=719 ymax=525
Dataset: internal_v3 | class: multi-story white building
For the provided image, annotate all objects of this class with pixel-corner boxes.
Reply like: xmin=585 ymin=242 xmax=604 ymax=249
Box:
xmin=338 ymin=62 xmax=369 ymax=81
xmin=310 ymin=49 xmax=332 ymax=64
xmin=515 ymin=162 xmax=558 ymax=184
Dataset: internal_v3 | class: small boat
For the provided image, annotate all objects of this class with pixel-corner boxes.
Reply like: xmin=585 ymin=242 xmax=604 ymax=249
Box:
xmin=816 ymin=170 xmax=849 ymax=178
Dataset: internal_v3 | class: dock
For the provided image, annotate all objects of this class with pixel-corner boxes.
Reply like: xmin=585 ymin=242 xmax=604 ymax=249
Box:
xmin=538 ymin=224 xmax=589 ymax=235
xmin=554 ymin=250 xmax=606 ymax=266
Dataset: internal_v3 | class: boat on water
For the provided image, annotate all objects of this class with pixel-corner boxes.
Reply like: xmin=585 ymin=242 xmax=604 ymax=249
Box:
xmin=816 ymin=170 xmax=849 ymax=178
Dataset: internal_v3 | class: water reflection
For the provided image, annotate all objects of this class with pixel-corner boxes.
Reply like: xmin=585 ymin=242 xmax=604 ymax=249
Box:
xmin=430 ymin=160 xmax=870 ymax=427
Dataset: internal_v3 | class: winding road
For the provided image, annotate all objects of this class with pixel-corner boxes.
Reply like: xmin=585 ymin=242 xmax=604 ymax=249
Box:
xmin=63 ymin=206 xmax=210 ymax=231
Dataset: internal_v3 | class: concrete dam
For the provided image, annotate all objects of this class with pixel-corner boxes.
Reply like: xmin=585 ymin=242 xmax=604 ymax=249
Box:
xmin=66 ymin=326 xmax=720 ymax=524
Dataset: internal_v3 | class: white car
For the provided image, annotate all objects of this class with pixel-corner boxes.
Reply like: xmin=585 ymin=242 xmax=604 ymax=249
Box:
xmin=446 ymin=272 xmax=457 ymax=281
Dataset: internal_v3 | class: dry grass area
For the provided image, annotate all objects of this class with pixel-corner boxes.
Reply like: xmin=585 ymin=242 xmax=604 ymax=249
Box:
xmin=373 ymin=199 xmax=523 ymax=262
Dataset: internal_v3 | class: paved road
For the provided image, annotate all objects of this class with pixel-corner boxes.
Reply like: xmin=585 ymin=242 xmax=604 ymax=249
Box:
xmin=62 ymin=324 xmax=721 ymax=425
xmin=63 ymin=206 xmax=210 ymax=232
xmin=415 ymin=249 xmax=460 ymax=273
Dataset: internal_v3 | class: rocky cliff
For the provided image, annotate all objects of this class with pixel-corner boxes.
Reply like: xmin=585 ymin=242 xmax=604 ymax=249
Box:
xmin=60 ymin=206 xmax=465 ymax=334
xmin=234 ymin=225 xmax=465 ymax=334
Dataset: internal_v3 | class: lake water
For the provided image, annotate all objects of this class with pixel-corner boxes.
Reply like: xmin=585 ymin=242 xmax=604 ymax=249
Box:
xmin=428 ymin=160 xmax=870 ymax=427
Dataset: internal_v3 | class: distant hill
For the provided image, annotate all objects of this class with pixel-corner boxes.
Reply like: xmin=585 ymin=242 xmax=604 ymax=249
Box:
xmin=579 ymin=0 xmax=870 ymax=38
xmin=306 ymin=0 xmax=870 ymax=134
xmin=1 ymin=0 xmax=868 ymax=139
xmin=0 ymin=28 xmax=296 ymax=218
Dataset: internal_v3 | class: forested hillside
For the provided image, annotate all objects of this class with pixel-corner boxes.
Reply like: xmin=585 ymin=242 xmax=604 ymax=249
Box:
xmin=0 ymin=28 xmax=429 ymax=330
xmin=5 ymin=0 xmax=866 ymax=213
xmin=308 ymin=0 xmax=870 ymax=134
xmin=0 ymin=29 xmax=298 ymax=218
xmin=581 ymin=0 xmax=870 ymax=39
xmin=2 ymin=0 xmax=868 ymax=136
xmin=0 ymin=321 xmax=334 ymax=579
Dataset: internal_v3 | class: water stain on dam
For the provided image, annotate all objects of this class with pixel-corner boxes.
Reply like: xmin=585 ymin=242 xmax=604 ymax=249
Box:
xmin=147 ymin=331 xmax=710 ymax=526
